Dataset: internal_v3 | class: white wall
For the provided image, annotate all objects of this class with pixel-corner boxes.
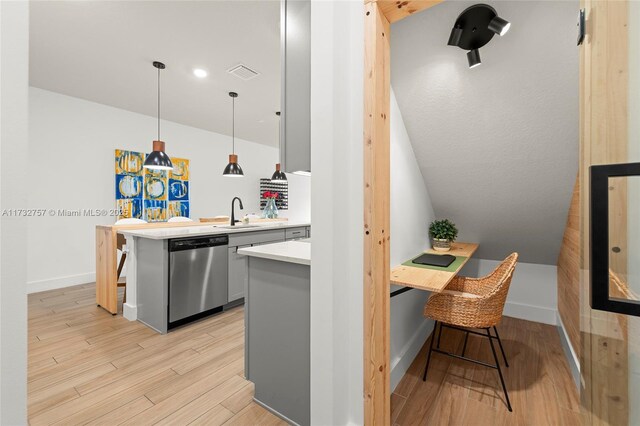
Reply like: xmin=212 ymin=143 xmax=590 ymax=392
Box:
xmin=27 ymin=88 xmax=310 ymax=293
xmin=389 ymin=89 xmax=436 ymax=391
xmin=461 ymin=258 xmax=558 ymax=325
xmin=0 ymin=1 xmax=29 ymax=422
xmin=310 ymin=1 xmax=363 ymax=424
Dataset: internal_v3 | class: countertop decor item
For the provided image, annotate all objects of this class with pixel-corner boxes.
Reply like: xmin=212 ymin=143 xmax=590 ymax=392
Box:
xmin=260 ymin=178 xmax=288 ymax=210
xmin=223 ymin=92 xmax=244 ymax=177
xmin=261 ymin=191 xmax=279 ymax=219
xmin=271 ymin=111 xmax=287 ymax=181
xmin=446 ymin=4 xmax=511 ymax=69
xmin=144 ymin=61 xmax=174 ymax=171
xmin=429 ymin=219 xmax=459 ymax=252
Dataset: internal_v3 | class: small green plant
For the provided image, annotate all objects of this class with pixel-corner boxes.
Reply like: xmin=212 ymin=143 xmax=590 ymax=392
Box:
xmin=429 ymin=219 xmax=458 ymax=242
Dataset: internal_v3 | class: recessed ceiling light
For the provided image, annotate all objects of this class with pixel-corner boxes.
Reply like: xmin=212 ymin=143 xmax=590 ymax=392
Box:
xmin=193 ymin=68 xmax=208 ymax=78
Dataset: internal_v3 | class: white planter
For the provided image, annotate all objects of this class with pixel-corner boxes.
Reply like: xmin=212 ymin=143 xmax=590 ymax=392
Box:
xmin=432 ymin=238 xmax=452 ymax=252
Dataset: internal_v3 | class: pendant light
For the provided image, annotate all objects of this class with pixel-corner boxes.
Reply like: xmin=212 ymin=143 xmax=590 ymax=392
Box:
xmin=271 ymin=111 xmax=287 ymax=181
xmin=143 ymin=61 xmax=173 ymax=171
xmin=223 ymin=92 xmax=244 ymax=177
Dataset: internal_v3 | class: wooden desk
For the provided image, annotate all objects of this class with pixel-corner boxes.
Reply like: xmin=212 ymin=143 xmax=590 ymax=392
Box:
xmin=390 ymin=242 xmax=478 ymax=293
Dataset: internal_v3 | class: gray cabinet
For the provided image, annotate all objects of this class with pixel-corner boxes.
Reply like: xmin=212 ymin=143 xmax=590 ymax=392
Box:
xmin=228 ymin=245 xmax=250 ymax=303
xmin=227 ymin=230 xmax=287 ymax=304
xmin=285 ymin=226 xmax=307 ymax=240
xmin=246 ymin=257 xmax=310 ymax=425
xmin=281 ymin=0 xmax=311 ymax=173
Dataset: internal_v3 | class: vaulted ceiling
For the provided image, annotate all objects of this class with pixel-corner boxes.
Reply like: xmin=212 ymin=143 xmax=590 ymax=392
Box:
xmin=29 ymin=1 xmax=280 ymax=146
xmin=391 ymin=0 xmax=579 ymax=265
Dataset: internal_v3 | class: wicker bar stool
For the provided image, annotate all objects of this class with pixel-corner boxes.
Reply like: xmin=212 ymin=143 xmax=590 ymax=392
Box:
xmin=422 ymin=253 xmax=518 ymax=412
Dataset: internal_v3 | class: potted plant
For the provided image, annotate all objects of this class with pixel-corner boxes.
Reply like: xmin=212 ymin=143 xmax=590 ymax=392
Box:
xmin=429 ymin=219 xmax=458 ymax=252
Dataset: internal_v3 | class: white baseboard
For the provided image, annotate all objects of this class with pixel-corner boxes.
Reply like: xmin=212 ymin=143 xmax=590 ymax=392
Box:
xmin=123 ymin=303 xmax=137 ymax=321
xmin=390 ymin=318 xmax=434 ymax=392
xmin=503 ymin=301 xmax=557 ymax=325
xmin=556 ymin=312 xmax=580 ymax=389
xmin=28 ymin=272 xmax=96 ymax=294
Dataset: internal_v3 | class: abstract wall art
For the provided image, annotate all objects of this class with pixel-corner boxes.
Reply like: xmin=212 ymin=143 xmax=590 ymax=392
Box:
xmin=115 ymin=149 xmax=190 ymax=222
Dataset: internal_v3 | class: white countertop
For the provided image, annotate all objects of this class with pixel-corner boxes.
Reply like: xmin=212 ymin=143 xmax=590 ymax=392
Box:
xmin=119 ymin=222 xmax=310 ymax=240
xmin=238 ymin=239 xmax=311 ymax=266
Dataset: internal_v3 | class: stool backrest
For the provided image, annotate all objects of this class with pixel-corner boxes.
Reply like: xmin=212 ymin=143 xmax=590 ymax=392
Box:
xmin=167 ymin=216 xmax=193 ymax=223
xmin=114 ymin=218 xmax=147 ymax=249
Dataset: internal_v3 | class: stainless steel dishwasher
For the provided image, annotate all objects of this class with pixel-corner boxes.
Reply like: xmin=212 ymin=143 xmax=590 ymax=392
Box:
xmin=168 ymin=235 xmax=228 ymax=328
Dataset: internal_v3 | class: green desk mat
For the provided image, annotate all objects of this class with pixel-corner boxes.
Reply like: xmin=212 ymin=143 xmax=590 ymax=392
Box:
xmin=402 ymin=254 xmax=468 ymax=273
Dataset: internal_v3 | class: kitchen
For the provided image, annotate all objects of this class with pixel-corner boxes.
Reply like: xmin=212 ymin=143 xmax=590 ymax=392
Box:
xmin=26 ymin=1 xmax=312 ymax=424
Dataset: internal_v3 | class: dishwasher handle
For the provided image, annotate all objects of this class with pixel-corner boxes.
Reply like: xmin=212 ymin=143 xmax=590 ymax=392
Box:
xmin=169 ymin=235 xmax=229 ymax=252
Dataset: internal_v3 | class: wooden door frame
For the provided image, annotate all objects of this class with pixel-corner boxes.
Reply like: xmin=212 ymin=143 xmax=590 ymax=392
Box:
xmin=363 ymin=1 xmax=442 ymax=423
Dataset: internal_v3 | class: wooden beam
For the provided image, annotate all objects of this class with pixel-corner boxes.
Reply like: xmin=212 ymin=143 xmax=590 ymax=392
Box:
xmin=375 ymin=0 xmax=443 ymax=23
xmin=363 ymin=2 xmax=391 ymax=425
xmin=579 ymin=0 xmax=629 ymax=424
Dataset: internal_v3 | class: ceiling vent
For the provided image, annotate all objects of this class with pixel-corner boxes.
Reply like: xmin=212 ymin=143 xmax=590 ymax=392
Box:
xmin=227 ymin=64 xmax=260 ymax=81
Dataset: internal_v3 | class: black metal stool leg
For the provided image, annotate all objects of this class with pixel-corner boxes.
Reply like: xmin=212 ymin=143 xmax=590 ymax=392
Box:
xmin=486 ymin=328 xmax=512 ymax=412
xmin=493 ymin=326 xmax=509 ymax=367
xmin=436 ymin=322 xmax=443 ymax=349
xmin=422 ymin=321 xmax=438 ymax=381
xmin=461 ymin=331 xmax=469 ymax=357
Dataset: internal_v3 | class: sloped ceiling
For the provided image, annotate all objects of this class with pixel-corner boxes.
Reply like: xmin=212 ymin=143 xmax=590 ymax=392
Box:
xmin=391 ymin=0 xmax=578 ymax=265
xmin=29 ymin=1 xmax=280 ymax=146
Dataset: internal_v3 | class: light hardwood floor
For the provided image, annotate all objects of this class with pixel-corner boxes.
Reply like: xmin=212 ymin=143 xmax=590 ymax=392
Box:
xmin=28 ymin=283 xmax=286 ymax=425
xmin=392 ymin=316 xmax=582 ymax=425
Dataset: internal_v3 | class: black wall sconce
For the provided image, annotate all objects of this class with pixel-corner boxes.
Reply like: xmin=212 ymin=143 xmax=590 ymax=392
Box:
xmin=447 ymin=4 xmax=511 ymax=68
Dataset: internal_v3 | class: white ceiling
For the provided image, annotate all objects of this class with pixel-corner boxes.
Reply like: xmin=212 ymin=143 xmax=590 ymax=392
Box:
xmin=391 ymin=0 xmax=579 ymax=265
xmin=29 ymin=0 xmax=281 ymax=147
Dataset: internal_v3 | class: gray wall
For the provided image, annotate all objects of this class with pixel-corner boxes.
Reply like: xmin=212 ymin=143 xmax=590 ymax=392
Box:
xmin=391 ymin=0 xmax=579 ymax=265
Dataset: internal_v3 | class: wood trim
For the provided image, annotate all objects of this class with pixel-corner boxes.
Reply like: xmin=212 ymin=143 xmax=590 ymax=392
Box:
xmin=375 ymin=0 xmax=444 ymax=23
xmin=362 ymin=1 xmax=443 ymax=423
xmin=579 ymin=1 xmax=629 ymax=424
xmin=363 ymin=2 xmax=391 ymax=424
xmin=557 ymin=177 xmax=580 ymax=359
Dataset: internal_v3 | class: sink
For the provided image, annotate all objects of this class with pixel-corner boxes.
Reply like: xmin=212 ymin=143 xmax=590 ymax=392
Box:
xmin=216 ymin=224 xmax=260 ymax=229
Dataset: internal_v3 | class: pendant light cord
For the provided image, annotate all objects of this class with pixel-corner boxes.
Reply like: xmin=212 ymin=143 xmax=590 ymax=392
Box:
xmin=232 ymin=96 xmax=235 ymax=154
xmin=157 ymin=66 xmax=161 ymax=141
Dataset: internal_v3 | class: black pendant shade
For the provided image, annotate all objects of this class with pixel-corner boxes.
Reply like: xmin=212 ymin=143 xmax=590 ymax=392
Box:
xmin=223 ymin=154 xmax=244 ymax=177
xmin=271 ymin=111 xmax=287 ymax=181
xmin=446 ymin=4 xmax=510 ymax=69
xmin=223 ymin=92 xmax=244 ymax=177
xmin=144 ymin=61 xmax=173 ymax=171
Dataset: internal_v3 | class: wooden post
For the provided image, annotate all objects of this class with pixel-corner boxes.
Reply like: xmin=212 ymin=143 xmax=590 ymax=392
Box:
xmin=363 ymin=2 xmax=391 ymax=424
xmin=362 ymin=1 xmax=443 ymax=424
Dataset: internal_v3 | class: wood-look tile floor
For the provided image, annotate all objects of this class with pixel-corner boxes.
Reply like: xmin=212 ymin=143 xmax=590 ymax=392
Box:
xmin=392 ymin=316 xmax=583 ymax=426
xmin=28 ymin=283 xmax=286 ymax=426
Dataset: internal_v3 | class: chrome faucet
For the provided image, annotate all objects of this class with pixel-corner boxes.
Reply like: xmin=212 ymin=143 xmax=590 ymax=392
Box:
xmin=230 ymin=197 xmax=244 ymax=226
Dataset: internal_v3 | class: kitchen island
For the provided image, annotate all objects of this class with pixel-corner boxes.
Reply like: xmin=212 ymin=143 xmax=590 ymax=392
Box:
xmin=117 ymin=222 xmax=310 ymax=331
xmin=238 ymin=240 xmax=311 ymax=426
